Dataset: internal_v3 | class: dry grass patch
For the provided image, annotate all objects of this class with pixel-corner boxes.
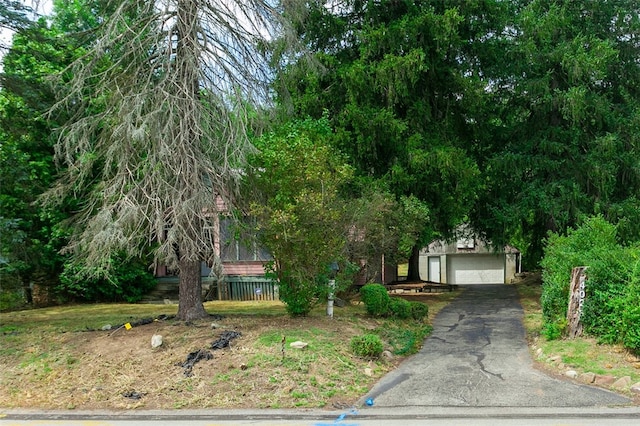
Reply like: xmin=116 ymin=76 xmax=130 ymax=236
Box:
xmin=0 ymin=293 xmax=456 ymax=410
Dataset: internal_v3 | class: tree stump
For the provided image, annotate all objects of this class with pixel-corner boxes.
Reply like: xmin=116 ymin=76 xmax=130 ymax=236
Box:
xmin=567 ymin=266 xmax=588 ymax=338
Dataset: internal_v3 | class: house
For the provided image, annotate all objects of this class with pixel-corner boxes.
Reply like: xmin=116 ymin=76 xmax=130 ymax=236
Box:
xmin=153 ymin=214 xmax=277 ymax=301
xmin=419 ymin=233 xmax=521 ymax=285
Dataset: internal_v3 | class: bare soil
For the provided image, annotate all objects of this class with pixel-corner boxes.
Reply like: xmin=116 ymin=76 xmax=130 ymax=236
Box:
xmin=0 ymin=294 xmax=450 ymax=411
xmin=3 ymin=281 xmax=637 ymax=410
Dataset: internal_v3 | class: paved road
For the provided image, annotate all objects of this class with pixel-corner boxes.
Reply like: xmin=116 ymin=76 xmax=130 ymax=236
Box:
xmin=3 ymin=407 xmax=640 ymax=425
xmin=362 ymin=284 xmax=631 ymax=407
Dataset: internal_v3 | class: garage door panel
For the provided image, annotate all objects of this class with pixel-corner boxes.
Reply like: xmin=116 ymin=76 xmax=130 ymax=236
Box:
xmin=448 ymin=255 xmax=504 ymax=284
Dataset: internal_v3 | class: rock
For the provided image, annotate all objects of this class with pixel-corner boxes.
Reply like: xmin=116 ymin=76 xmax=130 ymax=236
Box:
xmin=151 ymin=334 xmax=163 ymax=348
xmin=565 ymin=370 xmax=579 ymax=379
xmin=382 ymin=350 xmax=394 ymax=360
xmin=633 ymin=362 xmax=640 ymax=369
xmin=211 ymin=323 xmax=221 ymax=329
xmin=334 ymin=297 xmax=346 ymax=308
xmin=579 ymin=372 xmax=596 ymax=384
xmin=289 ymin=341 xmax=308 ymax=349
xmin=612 ymin=376 xmax=632 ymax=389
xmin=101 ymin=324 xmax=112 ymax=331
xmin=163 ymin=299 xmax=173 ymax=305
xmin=547 ymin=355 xmax=562 ymax=364
xmin=364 ymin=367 xmax=373 ymax=377
xmin=630 ymin=382 xmax=640 ymax=394
xmin=535 ymin=348 xmax=543 ymax=358
xmin=595 ymin=375 xmax=616 ymax=386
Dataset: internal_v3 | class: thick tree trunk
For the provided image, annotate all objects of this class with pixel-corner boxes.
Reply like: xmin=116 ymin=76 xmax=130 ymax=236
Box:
xmin=406 ymin=244 xmax=422 ymax=282
xmin=177 ymin=258 xmax=209 ymax=321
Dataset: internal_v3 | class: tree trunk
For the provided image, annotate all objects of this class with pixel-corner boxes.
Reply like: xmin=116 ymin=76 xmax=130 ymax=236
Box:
xmin=406 ymin=244 xmax=422 ymax=282
xmin=567 ymin=266 xmax=588 ymax=338
xmin=177 ymin=258 xmax=209 ymax=321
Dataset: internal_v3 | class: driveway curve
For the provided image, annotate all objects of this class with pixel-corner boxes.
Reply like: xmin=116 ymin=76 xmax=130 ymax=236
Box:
xmin=363 ymin=284 xmax=631 ymax=407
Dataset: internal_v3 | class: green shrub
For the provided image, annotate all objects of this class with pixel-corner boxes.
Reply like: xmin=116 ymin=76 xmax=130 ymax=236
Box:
xmin=409 ymin=301 xmax=429 ymax=321
xmin=541 ymin=319 xmax=566 ymax=340
xmin=620 ymin=261 xmax=640 ymax=352
xmin=360 ymin=284 xmax=390 ymax=317
xmin=0 ymin=289 xmax=25 ymax=311
xmin=277 ymin=276 xmax=319 ymax=317
xmin=389 ymin=297 xmax=411 ymax=319
xmin=0 ymin=273 xmax=26 ymax=311
xmin=377 ymin=321 xmax=433 ymax=355
xmin=350 ymin=334 xmax=384 ymax=358
xmin=540 ymin=216 xmax=619 ymax=337
xmin=541 ymin=216 xmax=640 ymax=352
xmin=57 ymin=254 xmax=156 ymax=303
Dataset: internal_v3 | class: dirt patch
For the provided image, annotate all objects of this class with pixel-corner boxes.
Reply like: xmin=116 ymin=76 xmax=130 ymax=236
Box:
xmin=0 ymin=312 xmax=409 ymax=410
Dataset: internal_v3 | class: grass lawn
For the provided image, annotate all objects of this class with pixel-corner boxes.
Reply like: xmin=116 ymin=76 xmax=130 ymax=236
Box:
xmin=514 ymin=273 xmax=640 ymax=402
xmin=0 ymin=291 xmax=457 ymax=410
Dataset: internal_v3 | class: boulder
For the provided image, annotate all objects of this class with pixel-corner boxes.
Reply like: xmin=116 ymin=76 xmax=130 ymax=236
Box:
xmin=578 ymin=372 xmax=596 ymax=384
xmin=612 ymin=376 xmax=632 ymax=389
xmin=594 ymin=375 xmax=616 ymax=386
xmin=151 ymin=334 xmax=163 ymax=348
xmin=565 ymin=370 xmax=579 ymax=379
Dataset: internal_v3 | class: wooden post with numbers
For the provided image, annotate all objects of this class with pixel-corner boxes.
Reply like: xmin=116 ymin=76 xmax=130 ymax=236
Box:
xmin=567 ymin=266 xmax=588 ymax=338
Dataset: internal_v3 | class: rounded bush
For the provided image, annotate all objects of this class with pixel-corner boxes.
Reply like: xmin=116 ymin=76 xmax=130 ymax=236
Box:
xmin=409 ymin=301 xmax=429 ymax=320
xmin=58 ymin=255 xmax=157 ymax=303
xmin=350 ymin=333 xmax=384 ymax=358
xmin=278 ymin=278 xmax=317 ymax=317
xmin=389 ymin=297 xmax=411 ymax=319
xmin=360 ymin=284 xmax=390 ymax=317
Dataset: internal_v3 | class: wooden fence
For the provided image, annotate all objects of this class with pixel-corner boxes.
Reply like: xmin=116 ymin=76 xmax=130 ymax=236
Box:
xmin=215 ymin=276 xmax=278 ymax=301
xmin=150 ymin=276 xmax=278 ymax=302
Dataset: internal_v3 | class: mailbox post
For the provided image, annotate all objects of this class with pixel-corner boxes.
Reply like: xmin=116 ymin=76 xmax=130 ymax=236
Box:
xmin=327 ymin=262 xmax=339 ymax=318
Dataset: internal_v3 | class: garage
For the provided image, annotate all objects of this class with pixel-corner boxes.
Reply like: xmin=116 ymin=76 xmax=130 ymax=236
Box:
xmin=446 ymin=254 xmax=505 ymax=285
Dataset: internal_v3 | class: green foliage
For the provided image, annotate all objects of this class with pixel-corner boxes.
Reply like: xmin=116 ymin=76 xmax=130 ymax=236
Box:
xmin=248 ymin=117 xmax=355 ymax=316
xmin=621 ymin=263 xmax=640 ymax=351
xmin=540 ymin=216 xmax=619 ymax=328
xmin=389 ymin=297 xmax=411 ymax=320
xmin=350 ymin=334 xmax=383 ymax=359
xmin=471 ymin=0 xmax=640 ymax=267
xmin=57 ymin=255 xmax=156 ymax=303
xmin=0 ymin=274 xmax=26 ymax=311
xmin=376 ymin=320 xmax=433 ymax=356
xmin=541 ymin=320 xmax=566 ymax=341
xmin=409 ymin=301 xmax=429 ymax=321
xmin=359 ymin=284 xmax=390 ymax=317
xmin=541 ymin=216 xmax=640 ymax=352
xmin=278 ymin=0 xmax=484 ymax=256
xmin=0 ymin=2 xmax=101 ymax=304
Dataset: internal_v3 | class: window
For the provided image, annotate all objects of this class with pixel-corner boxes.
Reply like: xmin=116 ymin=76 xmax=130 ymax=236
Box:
xmin=456 ymin=237 xmax=475 ymax=249
xmin=220 ymin=216 xmax=272 ymax=262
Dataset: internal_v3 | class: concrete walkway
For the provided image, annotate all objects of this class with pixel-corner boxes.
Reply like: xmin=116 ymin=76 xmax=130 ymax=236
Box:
xmin=363 ymin=284 xmax=631 ymax=407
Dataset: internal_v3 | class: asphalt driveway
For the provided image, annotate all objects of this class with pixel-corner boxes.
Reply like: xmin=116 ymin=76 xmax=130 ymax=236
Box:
xmin=363 ymin=284 xmax=631 ymax=407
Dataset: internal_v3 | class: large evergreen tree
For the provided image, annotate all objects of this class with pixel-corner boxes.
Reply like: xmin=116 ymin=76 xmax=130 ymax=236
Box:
xmin=0 ymin=1 xmax=96 ymax=304
xmin=46 ymin=0 xmax=300 ymax=320
xmin=470 ymin=0 xmax=640 ymax=267
xmin=279 ymin=0 xmax=509 ymax=279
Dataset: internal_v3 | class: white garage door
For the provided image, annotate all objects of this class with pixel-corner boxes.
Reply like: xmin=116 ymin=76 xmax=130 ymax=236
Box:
xmin=447 ymin=254 xmax=505 ymax=284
